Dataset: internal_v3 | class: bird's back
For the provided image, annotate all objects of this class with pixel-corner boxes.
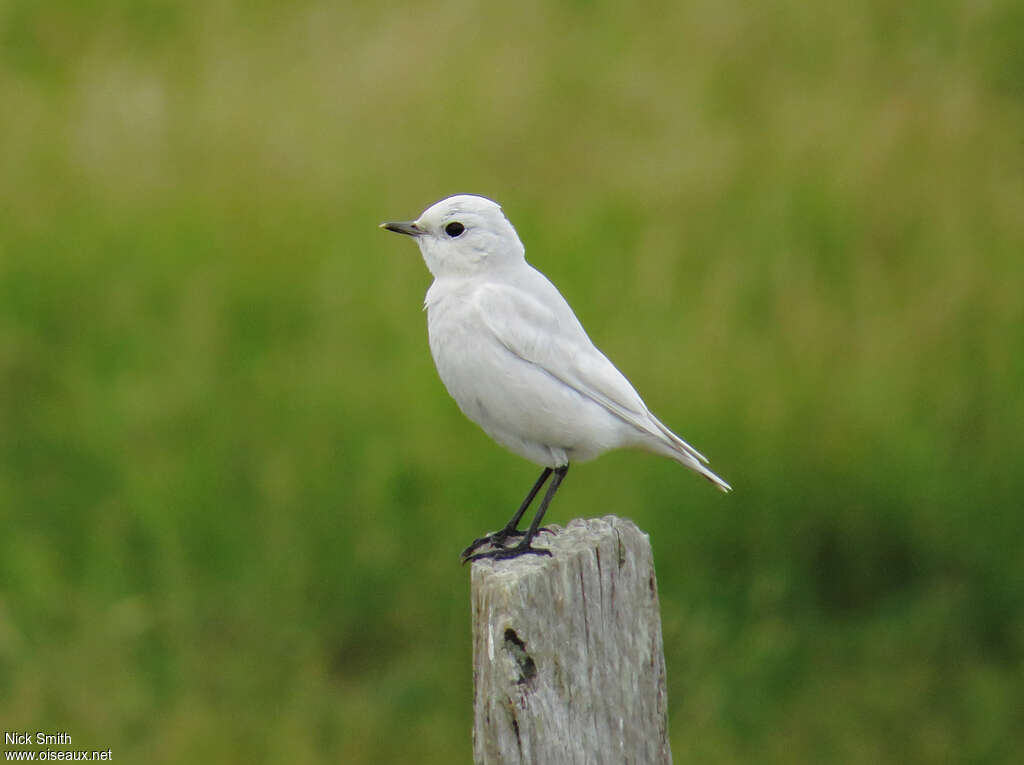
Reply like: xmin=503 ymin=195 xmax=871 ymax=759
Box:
xmin=425 ymin=262 xmax=669 ymax=465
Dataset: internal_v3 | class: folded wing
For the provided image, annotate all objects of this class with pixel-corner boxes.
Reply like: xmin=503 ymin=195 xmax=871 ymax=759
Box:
xmin=473 ymin=281 xmax=711 ymax=467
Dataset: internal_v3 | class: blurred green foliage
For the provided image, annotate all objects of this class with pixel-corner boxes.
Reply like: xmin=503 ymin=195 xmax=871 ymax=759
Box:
xmin=1 ymin=0 xmax=1022 ymax=762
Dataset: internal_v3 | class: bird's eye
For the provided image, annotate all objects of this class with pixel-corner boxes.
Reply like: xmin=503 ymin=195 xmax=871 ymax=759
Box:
xmin=444 ymin=221 xmax=465 ymax=238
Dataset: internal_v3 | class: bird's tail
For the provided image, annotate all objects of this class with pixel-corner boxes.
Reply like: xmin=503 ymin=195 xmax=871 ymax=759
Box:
xmin=645 ymin=414 xmax=732 ymax=492
xmin=674 ymin=451 xmax=732 ymax=492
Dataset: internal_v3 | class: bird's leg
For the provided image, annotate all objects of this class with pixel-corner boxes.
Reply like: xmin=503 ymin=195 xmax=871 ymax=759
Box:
xmin=464 ymin=465 xmax=569 ymax=562
xmin=461 ymin=467 xmax=552 ymax=559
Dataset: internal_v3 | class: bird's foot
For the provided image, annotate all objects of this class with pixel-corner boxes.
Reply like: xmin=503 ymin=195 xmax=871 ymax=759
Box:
xmin=460 ymin=531 xmax=514 ymax=560
xmin=460 ymin=527 xmax=554 ymax=560
xmin=462 ymin=540 xmax=552 ymax=563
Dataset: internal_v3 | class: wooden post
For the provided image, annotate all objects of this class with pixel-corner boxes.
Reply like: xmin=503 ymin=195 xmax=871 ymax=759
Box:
xmin=470 ymin=515 xmax=672 ymax=765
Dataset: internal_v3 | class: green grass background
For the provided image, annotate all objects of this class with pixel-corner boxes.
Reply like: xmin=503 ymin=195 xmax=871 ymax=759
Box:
xmin=2 ymin=0 xmax=1022 ymax=762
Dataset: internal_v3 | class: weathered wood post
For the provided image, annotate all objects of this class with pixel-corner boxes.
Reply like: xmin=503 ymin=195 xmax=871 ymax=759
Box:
xmin=470 ymin=515 xmax=672 ymax=764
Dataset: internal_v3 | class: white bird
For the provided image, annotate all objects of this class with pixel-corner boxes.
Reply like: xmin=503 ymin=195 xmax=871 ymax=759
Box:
xmin=381 ymin=194 xmax=730 ymax=561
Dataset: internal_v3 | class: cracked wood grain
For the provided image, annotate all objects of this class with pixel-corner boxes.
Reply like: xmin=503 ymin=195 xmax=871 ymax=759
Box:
xmin=471 ymin=516 xmax=672 ymax=765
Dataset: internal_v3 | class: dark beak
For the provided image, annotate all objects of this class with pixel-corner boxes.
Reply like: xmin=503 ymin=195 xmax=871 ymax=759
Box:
xmin=379 ymin=220 xmax=424 ymax=237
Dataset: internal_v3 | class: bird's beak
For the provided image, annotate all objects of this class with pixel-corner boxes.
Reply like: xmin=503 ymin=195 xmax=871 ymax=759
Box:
xmin=379 ymin=220 xmax=424 ymax=237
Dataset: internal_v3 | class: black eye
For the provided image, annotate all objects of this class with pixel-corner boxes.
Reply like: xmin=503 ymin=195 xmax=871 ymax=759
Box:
xmin=444 ymin=221 xmax=465 ymax=237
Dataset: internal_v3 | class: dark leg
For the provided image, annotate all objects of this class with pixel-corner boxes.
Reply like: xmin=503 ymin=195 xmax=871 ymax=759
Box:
xmin=460 ymin=468 xmax=552 ymax=559
xmin=464 ymin=465 xmax=569 ymax=563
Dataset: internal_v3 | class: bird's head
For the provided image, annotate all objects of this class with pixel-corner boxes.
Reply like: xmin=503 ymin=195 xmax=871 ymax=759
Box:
xmin=381 ymin=194 xmax=525 ymax=278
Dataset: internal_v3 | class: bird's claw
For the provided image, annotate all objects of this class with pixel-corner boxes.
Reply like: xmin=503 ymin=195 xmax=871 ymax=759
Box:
xmin=462 ymin=543 xmax=552 ymax=564
xmin=461 ymin=533 xmax=508 ymax=559
xmin=460 ymin=526 xmax=554 ymax=560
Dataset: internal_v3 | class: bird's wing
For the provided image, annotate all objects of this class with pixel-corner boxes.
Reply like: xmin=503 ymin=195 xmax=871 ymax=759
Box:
xmin=473 ymin=281 xmax=709 ymax=464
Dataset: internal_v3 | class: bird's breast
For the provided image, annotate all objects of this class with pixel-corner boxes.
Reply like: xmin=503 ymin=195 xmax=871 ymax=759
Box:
xmin=426 ymin=294 xmax=493 ymax=390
